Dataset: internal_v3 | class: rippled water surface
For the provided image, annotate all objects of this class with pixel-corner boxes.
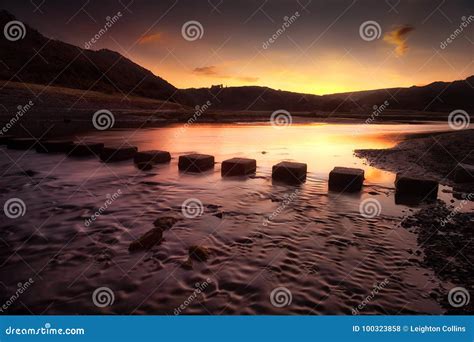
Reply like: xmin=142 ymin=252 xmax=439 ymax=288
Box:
xmin=0 ymin=122 xmax=468 ymax=314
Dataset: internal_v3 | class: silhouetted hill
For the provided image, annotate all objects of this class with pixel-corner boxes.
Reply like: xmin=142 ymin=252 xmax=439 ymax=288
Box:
xmin=1 ymin=9 xmax=472 ymax=113
xmin=0 ymin=10 xmax=183 ymax=103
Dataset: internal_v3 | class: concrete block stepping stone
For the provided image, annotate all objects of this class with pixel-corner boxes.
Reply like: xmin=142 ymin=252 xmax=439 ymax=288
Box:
xmin=134 ymin=150 xmax=171 ymax=164
xmin=178 ymin=154 xmax=214 ymax=172
xmin=0 ymin=135 xmax=13 ymax=145
xmin=272 ymin=161 xmax=307 ymax=184
xmin=454 ymin=163 xmax=474 ymax=183
xmin=36 ymin=140 xmax=73 ymax=153
xmin=221 ymin=157 xmax=257 ymax=176
xmin=395 ymin=174 xmax=438 ymax=200
xmin=100 ymin=146 xmax=137 ymax=162
xmin=70 ymin=142 xmax=104 ymax=157
xmin=329 ymin=167 xmax=365 ymax=192
xmin=7 ymin=138 xmax=37 ymax=150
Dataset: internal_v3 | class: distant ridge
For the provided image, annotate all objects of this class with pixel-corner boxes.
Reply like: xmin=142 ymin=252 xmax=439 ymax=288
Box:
xmin=1 ymin=9 xmax=472 ymax=113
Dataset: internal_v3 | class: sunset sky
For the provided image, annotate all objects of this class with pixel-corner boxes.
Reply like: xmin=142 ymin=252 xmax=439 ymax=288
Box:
xmin=3 ymin=0 xmax=473 ymax=95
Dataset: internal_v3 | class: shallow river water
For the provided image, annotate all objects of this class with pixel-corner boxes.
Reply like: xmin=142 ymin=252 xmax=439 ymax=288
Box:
xmin=0 ymin=122 xmax=469 ymax=314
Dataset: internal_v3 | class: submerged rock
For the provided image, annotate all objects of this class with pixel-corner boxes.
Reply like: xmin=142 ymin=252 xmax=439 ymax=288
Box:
xmin=134 ymin=150 xmax=171 ymax=164
xmin=188 ymin=245 xmax=210 ymax=262
xmin=36 ymin=140 xmax=73 ymax=153
xmin=129 ymin=228 xmax=163 ymax=252
xmin=100 ymin=146 xmax=138 ymax=162
xmin=136 ymin=162 xmax=153 ymax=171
xmin=70 ymin=142 xmax=104 ymax=157
xmin=272 ymin=161 xmax=307 ymax=184
xmin=153 ymin=216 xmax=180 ymax=230
xmin=454 ymin=163 xmax=474 ymax=183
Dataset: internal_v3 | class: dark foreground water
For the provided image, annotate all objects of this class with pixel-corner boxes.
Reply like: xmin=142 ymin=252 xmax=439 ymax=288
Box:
xmin=0 ymin=123 xmax=471 ymax=314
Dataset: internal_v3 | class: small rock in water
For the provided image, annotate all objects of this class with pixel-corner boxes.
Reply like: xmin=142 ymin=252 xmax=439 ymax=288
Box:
xmin=213 ymin=212 xmax=223 ymax=219
xmin=153 ymin=216 xmax=180 ymax=230
xmin=180 ymin=258 xmax=193 ymax=270
xmin=129 ymin=228 xmax=163 ymax=252
xmin=188 ymin=245 xmax=210 ymax=262
xmin=136 ymin=162 xmax=153 ymax=171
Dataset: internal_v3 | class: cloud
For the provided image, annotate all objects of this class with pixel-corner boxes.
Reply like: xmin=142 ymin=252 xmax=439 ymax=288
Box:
xmin=137 ymin=32 xmax=164 ymax=45
xmin=383 ymin=25 xmax=415 ymax=56
xmin=193 ymin=65 xmax=258 ymax=83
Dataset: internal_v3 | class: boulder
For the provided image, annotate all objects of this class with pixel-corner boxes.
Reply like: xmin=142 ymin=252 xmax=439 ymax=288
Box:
xmin=221 ymin=157 xmax=257 ymax=176
xmin=188 ymin=245 xmax=210 ymax=262
xmin=134 ymin=150 xmax=171 ymax=164
xmin=454 ymin=163 xmax=474 ymax=183
xmin=7 ymin=138 xmax=37 ymax=150
xmin=272 ymin=161 xmax=307 ymax=184
xmin=100 ymin=146 xmax=137 ymax=162
xmin=395 ymin=174 xmax=438 ymax=200
xmin=36 ymin=140 xmax=73 ymax=153
xmin=328 ymin=167 xmax=365 ymax=192
xmin=178 ymin=154 xmax=215 ymax=172
xmin=0 ymin=135 xmax=13 ymax=145
xmin=70 ymin=142 xmax=104 ymax=157
xmin=128 ymin=228 xmax=163 ymax=252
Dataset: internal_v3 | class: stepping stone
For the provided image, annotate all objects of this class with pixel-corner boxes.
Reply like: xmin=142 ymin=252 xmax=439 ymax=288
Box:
xmin=272 ymin=161 xmax=307 ymax=184
xmin=100 ymin=146 xmax=137 ymax=162
xmin=36 ymin=140 xmax=73 ymax=153
xmin=178 ymin=154 xmax=214 ymax=172
xmin=134 ymin=150 xmax=171 ymax=164
xmin=7 ymin=138 xmax=37 ymax=150
xmin=395 ymin=174 xmax=438 ymax=200
xmin=454 ymin=163 xmax=474 ymax=183
xmin=0 ymin=135 xmax=13 ymax=145
xmin=329 ymin=167 xmax=365 ymax=192
xmin=69 ymin=142 xmax=104 ymax=157
xmin=221 ymin=157 xmax=257 ymax=176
